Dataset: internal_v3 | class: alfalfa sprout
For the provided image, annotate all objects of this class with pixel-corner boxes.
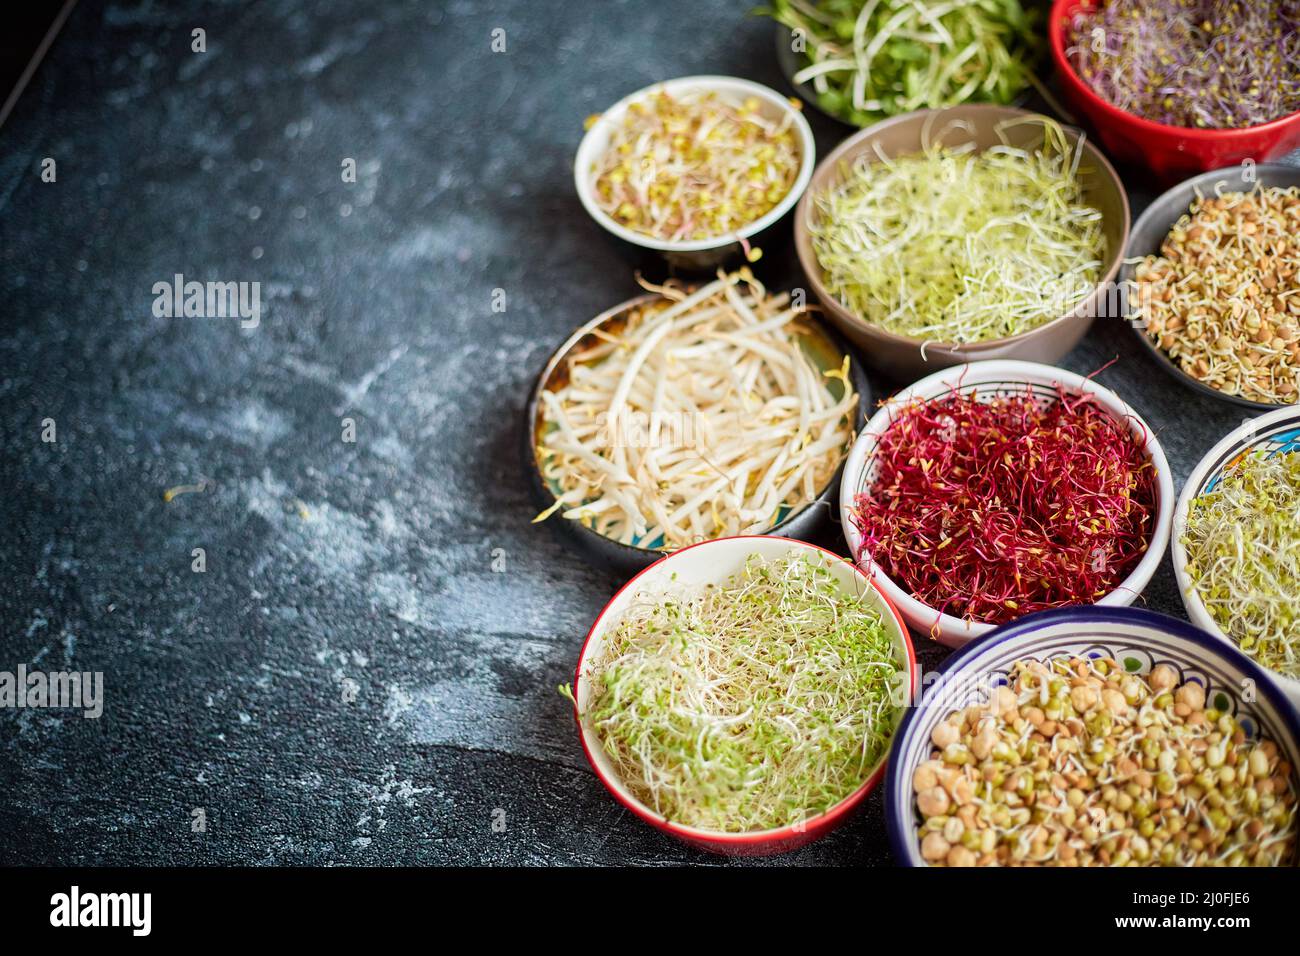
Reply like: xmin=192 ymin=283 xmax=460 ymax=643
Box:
xmin=572 ymin=551 xmax=907 ymax=833
xmin=808 ymin=116 xmax=1105 ymax=346
xmin=1183 ymin=451 xmax=1300 ymax=680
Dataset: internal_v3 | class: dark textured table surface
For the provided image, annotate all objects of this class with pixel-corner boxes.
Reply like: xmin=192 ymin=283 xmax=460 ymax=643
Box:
xmin=1 ymin=0 xmax=1293 ymax=866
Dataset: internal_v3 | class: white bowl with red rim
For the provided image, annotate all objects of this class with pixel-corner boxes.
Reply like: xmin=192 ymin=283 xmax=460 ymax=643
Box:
xmin=838 ymin=360 xmax=1175 ymax=649
xmin=570 ymin=535 xmax=918 ymax=855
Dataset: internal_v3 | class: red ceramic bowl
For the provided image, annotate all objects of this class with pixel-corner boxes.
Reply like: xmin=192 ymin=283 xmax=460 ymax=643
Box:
xmin=571 ymin=536 xmax=918 ymax=855
xmin=1050 ymin=0 xmax=1300 ymax=182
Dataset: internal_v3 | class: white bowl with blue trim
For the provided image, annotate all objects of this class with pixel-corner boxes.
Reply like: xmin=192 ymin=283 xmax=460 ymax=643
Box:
xmin=1173 ymin=405 xmax=1300 ymax=709
xmin=885 ymin=606 xmax=1300 ymax=866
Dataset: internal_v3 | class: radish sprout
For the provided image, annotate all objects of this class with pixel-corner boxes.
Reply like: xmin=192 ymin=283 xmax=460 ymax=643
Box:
xmin=1067 ymin=0 xmax=1300 ymax=130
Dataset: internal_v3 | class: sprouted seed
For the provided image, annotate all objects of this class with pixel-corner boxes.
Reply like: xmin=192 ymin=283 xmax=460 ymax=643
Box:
xmin=162 ymin=478 xmax=210 ymax=502
xmin=573 ymin=551 xmax=907 ymax=833
xmin=851 ymin=385 xmax=1157 ymax=627
xmin=535 ymin=269 xmax=857 ymax=551
xmin=914 ymin=655 xmax=1298 ymax=866
xmin=808 ymin=117 xmax=1105 ymax=346
xmin=1129 ymin=186 xmax=1300 ymax=406
xmin=589 ymin=89 xmax=802 ymax=242
xmin=1066 ymin=0 xmax=1300 ymax=130
xmin=1182 ymin=451 xmax=1300 ymax=680
xmin=761 ymin=0 xmax=1041 ymax=127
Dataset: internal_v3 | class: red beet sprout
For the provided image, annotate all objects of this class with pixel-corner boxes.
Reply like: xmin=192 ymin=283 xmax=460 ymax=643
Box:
xmin=851 ymin=385 xmax=1157 ymax=628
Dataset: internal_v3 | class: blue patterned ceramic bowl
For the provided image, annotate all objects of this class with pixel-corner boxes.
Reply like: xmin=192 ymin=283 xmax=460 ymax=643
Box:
xmin=885 ymin=606 xmax=1300 ymax=866
xmin=1173 ymin=405 xmax=1300 ymax=709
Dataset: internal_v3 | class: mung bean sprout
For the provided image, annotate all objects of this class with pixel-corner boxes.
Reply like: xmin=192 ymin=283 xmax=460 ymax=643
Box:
xmin=535 ymin=270 xmax=857 ymax=550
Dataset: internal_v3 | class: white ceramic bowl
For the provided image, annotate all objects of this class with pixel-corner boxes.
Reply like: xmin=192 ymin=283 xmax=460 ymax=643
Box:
xmin=1172 ymin=405 xmax=1300 ymax=709
xmin=573 ymin=76 xmax=815 ymax=269
xmin=570 ymin=535 xmax=918 ymax=855
xmin=838 ymin=360 xmax=1175 ymax=647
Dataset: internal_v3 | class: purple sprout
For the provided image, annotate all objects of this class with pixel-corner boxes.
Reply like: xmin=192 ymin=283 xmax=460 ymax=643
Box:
xmin=1066 ymin=0 xmax=1300 ymax=129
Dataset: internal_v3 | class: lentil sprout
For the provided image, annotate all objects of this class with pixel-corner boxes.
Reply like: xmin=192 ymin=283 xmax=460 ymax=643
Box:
xmin=914 ymin=656 xmax=1298 ymax=866
xmin=1130 ymin=186 xmax=1300 ymax=405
